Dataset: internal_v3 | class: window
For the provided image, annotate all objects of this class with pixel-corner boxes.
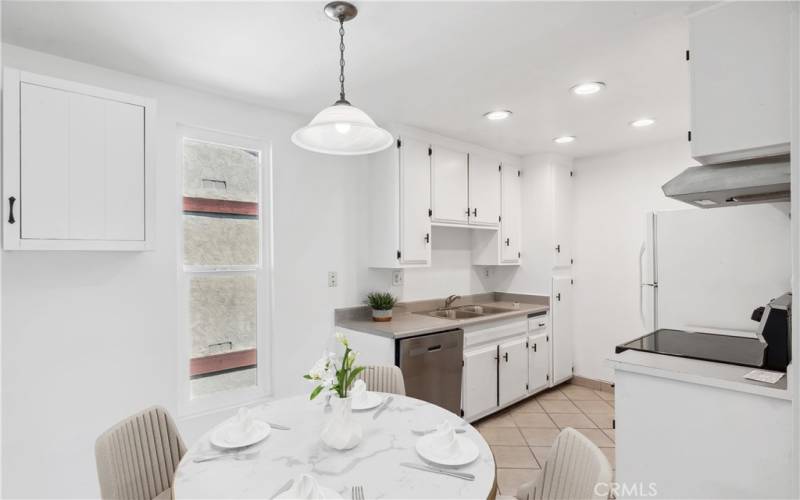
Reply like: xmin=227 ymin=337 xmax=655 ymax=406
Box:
xmin=178 ymin=127 xmax=271 ymax=415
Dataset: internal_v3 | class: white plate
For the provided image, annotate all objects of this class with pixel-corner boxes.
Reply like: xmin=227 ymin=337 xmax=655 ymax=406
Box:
xmin=210 ymin=420 xmax=271 ymax=449
xmin=275 ymin=487 xmax=341 ymax=500
xmin=351 ymin=392 xmax=383 ymax=411
xmin=415 ymin=434 xmax=479 ymax=467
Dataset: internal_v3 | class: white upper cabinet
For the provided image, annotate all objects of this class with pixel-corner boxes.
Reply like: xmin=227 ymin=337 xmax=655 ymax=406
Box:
xmin=431 ymin=146 xmax=469 ymax=224
xmin=689 ymin=2 xmax=794 ymax=163
xmin=500 ymin=164 xmax=521 ymax=263
xmin=368 ymin=136 xmax=432 ymax=268
xmin=399 ymin=138 xmax=432 ymax=265
xmin=467 ymin=155 xmax=501 ymax=227
xmin=3 ymin=69 xmax=155 ymax=250
xmin=552 ymin=163 xmax=572 ymax=268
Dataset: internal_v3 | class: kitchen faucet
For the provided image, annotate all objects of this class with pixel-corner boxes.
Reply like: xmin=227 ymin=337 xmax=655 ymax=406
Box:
xmin=442 ymin=294 xmax=461 ymax=309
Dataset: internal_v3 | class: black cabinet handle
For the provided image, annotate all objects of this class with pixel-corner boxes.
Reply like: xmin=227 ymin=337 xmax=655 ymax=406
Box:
xmin=503 ymin=352 xmax=509 ymax=362
xmin=465 ymin=208 xmax=471 ymax=216
xmin=472 ymin=208 xmax=478 ymax=217
xmin=555 ymin=244 xmax=561 ymax=253
xmin=533 ymin=343 xmax=537 ymax=352
xmin=8 ymin=196 xmax=16 ymax=224
xmin=505 ymin=238 xmax=510 ymax=246
xmin=424 ymin=233 xmax=430 ymax=243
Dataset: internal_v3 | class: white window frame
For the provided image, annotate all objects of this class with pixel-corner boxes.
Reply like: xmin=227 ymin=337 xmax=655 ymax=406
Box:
xmin=176 ymin=125 xmax=273 ymax=417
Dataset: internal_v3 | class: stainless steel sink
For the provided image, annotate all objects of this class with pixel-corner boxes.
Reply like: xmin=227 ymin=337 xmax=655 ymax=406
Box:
xmin=416 ymin=304 xmax=513 ymax=320
xmin=426 ymin=309 xmax=484 ymax=320
xmin=456 ymin=305 xmax=511 ymax=315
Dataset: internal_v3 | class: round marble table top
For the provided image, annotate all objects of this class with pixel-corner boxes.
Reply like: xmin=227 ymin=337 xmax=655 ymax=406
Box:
xmin=174 ymin=394 xmax=495 ymax=499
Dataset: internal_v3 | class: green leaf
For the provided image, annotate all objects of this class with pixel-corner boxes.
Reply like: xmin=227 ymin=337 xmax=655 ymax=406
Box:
xmin=303 ymin=374 xmax=313 ymax=380
xmin=309 ymin=385 xmax=324 ymax=400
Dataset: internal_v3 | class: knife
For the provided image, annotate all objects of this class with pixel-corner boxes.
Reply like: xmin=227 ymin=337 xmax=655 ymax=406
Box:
xmin=372 ymin=395 xmax=393 ymax=420
xmin=400 ymin=462 xmax=475 ymax=481
xmin=269 ymin=479 xmax=294 ymax=500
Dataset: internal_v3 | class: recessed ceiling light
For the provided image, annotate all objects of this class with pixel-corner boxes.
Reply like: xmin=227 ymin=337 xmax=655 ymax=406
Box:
xmin=570 ymin=81 xmax=606 ymax=95
xmin=630 ymin=118 xmax=656 ymax=128
xmin=553 ymin=135 xmax=576 ymax=144
xmin=484 ymin=110 xmax=512 ymax=121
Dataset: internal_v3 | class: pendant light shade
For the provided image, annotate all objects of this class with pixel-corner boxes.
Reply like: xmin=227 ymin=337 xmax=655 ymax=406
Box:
xmin=291 ymin=102 xmax=394 ymax=155
xmin=292 ymin=2 xmax=393 ymax=156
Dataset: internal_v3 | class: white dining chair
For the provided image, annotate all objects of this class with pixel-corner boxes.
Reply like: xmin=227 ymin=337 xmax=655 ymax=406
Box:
xmin=358 ymin=365 xmax=406 ymax=395
xmin=514 ymin=427 xmax=613 ymax=500
xmin=95 ymin=406 xmax=187 ymax=500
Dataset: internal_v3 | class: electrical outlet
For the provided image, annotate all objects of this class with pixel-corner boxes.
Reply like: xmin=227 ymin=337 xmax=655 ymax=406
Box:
xmin=392 ymin=269 xmax=404 ymax=286
xmin=483 ymin=268 xmax=491 ymax=278
xmin=328 ymin=271 xmax=338 ymax=288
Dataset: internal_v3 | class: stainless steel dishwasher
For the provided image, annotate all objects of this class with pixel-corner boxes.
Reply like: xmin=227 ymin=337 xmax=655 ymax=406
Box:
xmin=397 ymin=329 xmax=463 ymax=415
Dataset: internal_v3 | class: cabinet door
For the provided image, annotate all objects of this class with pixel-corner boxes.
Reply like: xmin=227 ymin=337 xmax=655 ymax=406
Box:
xmin=5 ymin=69 xmax=152 ymax=250
xmin=399 ymin=138 xmax=431 ymax=264
xmin=468 ymin=155 xmax=501 ymax=226
xmin=501 ymin=164 xmax=521 ymax=263
xmin=463 ymin=345 xmax=498 ymax=419
xmin=690 ymin=2 xmax=793 ymax=163
xmin=552 ymin=276 xmax=574 ymax=383
xmin=552 ymin=164 xmax=572 ymax=268
xmin=431 ymin=146 xmax=469 ymax=224
xmin=498 ymin=337 xmax=527 ymax=406
xmin=528 ymin=332 xmax=550 ymax=393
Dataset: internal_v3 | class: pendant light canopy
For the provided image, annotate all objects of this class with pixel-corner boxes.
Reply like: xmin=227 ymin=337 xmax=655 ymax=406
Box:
xmin=292 ymin=2 xmax=393 ymax=156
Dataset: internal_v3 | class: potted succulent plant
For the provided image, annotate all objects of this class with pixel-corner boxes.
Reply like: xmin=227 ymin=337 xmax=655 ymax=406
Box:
xmin=366 ymin=292 xmax=397 ymax=322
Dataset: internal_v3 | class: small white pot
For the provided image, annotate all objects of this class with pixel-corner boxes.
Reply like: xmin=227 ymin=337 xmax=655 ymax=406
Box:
xmin=321 ymin=396 xmax=362 ymax=450
xmin=372 ymin=308 xmax=393 ymax=322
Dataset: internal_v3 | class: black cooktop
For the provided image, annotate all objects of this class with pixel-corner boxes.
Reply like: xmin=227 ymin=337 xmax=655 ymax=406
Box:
xmin=616 ymin=329 xmax=766 ymax=368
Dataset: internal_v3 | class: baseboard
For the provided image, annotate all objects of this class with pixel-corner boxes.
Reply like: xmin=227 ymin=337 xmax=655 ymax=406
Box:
xmin=570 ymin=375 xmax=614 ymax=393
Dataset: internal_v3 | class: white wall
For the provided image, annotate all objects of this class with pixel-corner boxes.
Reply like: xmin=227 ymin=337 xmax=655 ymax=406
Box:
xmin=570 ymin=139 xmax=693 ymax=382
xmin=1 ymin=44 xmax=369 ymax=499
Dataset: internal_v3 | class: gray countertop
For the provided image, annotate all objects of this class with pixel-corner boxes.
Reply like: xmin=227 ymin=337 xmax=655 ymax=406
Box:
xmin=335 ymin=292 xmax=549 ymax=339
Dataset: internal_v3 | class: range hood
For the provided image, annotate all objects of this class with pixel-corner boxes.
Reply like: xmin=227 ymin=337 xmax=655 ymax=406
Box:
xmin=662 ymin=155 xmax=790 ymax=208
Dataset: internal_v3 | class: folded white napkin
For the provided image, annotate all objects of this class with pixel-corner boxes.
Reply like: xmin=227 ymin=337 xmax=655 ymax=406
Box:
xmin=427 ymin=421 xmax=461 ymax=458
xmin=276 ymin=474 xmax=334 ymax=500
xmin=221 ymin=407 xmax=255 ymax=444
xmin=351 ymin=379 xmax=368 ymax=405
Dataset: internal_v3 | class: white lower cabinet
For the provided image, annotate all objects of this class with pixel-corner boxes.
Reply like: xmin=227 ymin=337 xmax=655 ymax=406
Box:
xmin=462 ymin=314 xmax=552 ymax=421
xmin=462 ymin=344 xmax=499 ymax=419
xmin=528 ymin=331 xmax=550 ymax=393
xmin=498 ymin=337 xmax=528 ymax=406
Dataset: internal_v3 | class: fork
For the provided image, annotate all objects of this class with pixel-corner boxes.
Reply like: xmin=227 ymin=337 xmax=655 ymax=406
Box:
xmin=351 ymin=485 xmax=365 ymax=500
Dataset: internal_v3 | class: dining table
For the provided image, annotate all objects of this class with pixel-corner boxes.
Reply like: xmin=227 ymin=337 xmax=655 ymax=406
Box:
xmin=173 ymin=393 xmax=497 ymax=499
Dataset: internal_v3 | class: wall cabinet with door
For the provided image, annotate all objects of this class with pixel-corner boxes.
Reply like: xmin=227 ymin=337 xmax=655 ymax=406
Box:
xmin=368 ymin=136 xmax=433 ymax=267
xmin=461 ymin=313 xmax=553 ymax=422
xmin=368 ymin=126 xmax=522 ymax=268
xmin=2 ymin=68 xmax=155 ymax=250
xmin=688 ymin=2 xmax=795 ymax=164
xmin=472 ymin=163 xmax=522 ymax=265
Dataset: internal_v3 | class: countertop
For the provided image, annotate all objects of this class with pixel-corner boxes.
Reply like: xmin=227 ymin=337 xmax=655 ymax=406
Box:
xmin=336 ymin=292 xmax=549 ymax=339
xmin=609 ymin=349 xmax=790 ymax=401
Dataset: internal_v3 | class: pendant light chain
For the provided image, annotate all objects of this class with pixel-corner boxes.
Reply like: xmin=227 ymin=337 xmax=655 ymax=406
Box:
xmin=338 ymin=18 xmax=348 ymax=103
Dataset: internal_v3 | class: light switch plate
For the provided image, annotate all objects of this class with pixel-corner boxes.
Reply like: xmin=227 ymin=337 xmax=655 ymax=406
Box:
xmin=328 ymin=271 xmax=338 ymax=288
xmin=392 ymin=270 xmax=404 ymax=286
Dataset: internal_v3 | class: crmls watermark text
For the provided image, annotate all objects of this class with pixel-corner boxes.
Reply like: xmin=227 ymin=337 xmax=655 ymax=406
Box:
xmin=594 ymin=482 xmax=658 ymax=497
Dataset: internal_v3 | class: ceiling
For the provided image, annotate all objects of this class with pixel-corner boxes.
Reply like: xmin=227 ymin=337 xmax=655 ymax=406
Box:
xmin=2 ymin=1 xmax=706 ymax=158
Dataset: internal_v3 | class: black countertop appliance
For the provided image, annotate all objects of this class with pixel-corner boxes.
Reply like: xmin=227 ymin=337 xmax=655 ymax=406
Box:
xmin=617 ymin=293 xmax=791 ymax=372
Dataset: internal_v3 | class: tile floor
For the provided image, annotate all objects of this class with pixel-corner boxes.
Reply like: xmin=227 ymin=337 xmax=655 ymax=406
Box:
xmin=475 ymin=382 xmax=615 ymax=497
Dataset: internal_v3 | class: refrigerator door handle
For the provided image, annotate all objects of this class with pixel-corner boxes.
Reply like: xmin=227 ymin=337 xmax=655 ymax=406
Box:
xmin=639 ymin=242 xmax=646 ymax=326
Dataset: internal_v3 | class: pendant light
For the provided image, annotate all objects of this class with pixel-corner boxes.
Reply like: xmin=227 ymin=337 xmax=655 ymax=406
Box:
xmin=291 ymin=2 xmax=393 ymax=156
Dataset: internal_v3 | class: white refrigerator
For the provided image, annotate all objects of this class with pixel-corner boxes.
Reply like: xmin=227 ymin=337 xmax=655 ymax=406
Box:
xmin=640 ymin=204 xmax=791 ymax=337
